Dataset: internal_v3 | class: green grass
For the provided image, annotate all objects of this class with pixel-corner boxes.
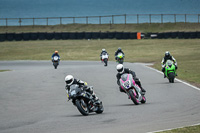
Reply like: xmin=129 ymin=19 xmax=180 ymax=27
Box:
xmin=158 ymin=124 xmax=200 ymax=133
xmin=1 ymin=23 xmax=200 ymax=33
xmin=0 ymin=70 xmax=10 ymax=72
xmin=0 ymin=39 xmax=200 ymax=86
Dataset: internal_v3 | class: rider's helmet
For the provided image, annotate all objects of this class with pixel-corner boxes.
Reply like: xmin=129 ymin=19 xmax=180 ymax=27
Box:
xmin=65 ymin=75 xmax=74 ymax=86
xmin=102 ymin=49 xmax=106 ymax=52
xmin=116 ymin=64 xmax=124 ymax=74
xmin=165 ymin=51 xmax=170 ymax=58
xmin=118 ymin=47 xmax=122 ymax=51
xmin=55 ymin=50 xmax=58 ymax=54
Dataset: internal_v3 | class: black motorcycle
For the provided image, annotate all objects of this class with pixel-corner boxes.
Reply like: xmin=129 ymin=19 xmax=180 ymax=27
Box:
xmin=68 ymin=84 xmax=104 ymax=116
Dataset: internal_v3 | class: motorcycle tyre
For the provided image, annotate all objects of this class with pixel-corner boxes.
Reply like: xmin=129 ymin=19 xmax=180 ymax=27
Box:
xmin=104 ymin=59 xmax=108 ymax=66
xmin=76 ymin=99 xmax=89 ymax=116
xmin=53 ymin=62 xmax=58 ymax=69
xmin=129 ymin=89 xmax=139 ymax=105
xmin=96 ymin=102 xmax=104 ymax=114
xmin=141 ymin=96 xmax=146 ymax=104
xmin=168 ymin=72 xmax=175 ymax=83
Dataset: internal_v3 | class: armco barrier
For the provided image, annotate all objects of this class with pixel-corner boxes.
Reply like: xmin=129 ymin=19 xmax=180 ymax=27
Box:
xmin=0 ymin=31 xmax=200 ymax=42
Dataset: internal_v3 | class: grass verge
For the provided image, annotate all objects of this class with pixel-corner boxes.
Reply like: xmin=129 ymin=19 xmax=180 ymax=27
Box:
xmin=157 ymin=124 xmax=200 ymax=133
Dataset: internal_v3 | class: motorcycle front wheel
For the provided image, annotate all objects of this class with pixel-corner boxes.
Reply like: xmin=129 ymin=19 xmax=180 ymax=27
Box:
xmin=96 ymin=102 xmax=104 ymax=114
xmin=76 ymin=99 xmax=89 ymax=116
xmin=129 ymin=89 xmax=139 ymax=105
xmin=168 ymin=72 xmax=175 ymax=83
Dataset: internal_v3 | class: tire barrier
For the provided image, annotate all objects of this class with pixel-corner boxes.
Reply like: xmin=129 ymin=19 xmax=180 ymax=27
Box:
xmin=61 ymin=32 xmax=69 ymax=39
xmin=6 ymin=33 xmax=15 ymax=41
xmin=0 ymin=34 xmax=6 ymax=42
xmin=38 ymin=32 xmax=46 ymax=40
xmin=0 ymin=31 xmax=200 ymax=41
xmin=54 ymin=32 xmax=62 ymax=40
xmin=30 ymin=33 xmax=38 ymax=40
xmin=22 ymin=33 xmax=30 ymax=41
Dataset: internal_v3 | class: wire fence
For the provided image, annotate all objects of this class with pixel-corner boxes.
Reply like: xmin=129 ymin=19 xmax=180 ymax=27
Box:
xmin=0 ymin=14 xmax=200 ymax=26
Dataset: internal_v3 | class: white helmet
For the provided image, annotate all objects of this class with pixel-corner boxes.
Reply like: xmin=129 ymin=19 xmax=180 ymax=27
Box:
xmin=116 ymin=64 xmax=124 ymax=74
xmin=102 ymin=49 xmax=106 ymax=52
xmin=65 ymin=75 xmax=74 ymax=86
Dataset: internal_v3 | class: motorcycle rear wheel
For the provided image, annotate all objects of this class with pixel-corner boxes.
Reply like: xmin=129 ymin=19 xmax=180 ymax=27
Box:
xmin=129 ymin=89 xmax=139 ymax=105
xmin=76 ymin=99 xmax=89 ymax=116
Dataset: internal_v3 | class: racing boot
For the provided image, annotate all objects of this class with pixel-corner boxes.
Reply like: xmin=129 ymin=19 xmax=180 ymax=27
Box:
xmin=164 ymin=73 xmax=166 ymax=78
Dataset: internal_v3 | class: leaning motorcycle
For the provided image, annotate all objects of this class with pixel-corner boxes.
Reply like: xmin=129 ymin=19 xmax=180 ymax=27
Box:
xmin=116 ymin=53 xmax=124 ymax=64
xmin=67 ymin=84 xmax=104 ymax=116
xmin=164 ymin=60 xmax=177 ymax=83
xmin=101 ymin=53 xmax=109 ymax=66
xmin=119 ymin=73 xmax=146 ymax=105
xmin=52 ymin=56 xmax=59 ymax=69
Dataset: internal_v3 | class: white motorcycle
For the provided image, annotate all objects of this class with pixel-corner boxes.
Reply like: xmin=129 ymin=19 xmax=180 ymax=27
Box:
xmin=101 ymin=53 xmax=109 ymax=66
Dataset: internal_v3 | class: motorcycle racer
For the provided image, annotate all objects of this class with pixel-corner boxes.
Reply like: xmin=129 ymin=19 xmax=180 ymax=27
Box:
xmin=116 ymin=64 xmax=146 ymax=94
xmin=114 ymin=47 xmax=125 ymax=60
xmin=65 ymin=75 xmax=99 ymax=102
xmin=100 ymin=49 xmax=109 ymax=61
xmin=161 ymin=51 xmax=178 ymax=78
xmin=51 ymin=50 xmax=60 ymax=63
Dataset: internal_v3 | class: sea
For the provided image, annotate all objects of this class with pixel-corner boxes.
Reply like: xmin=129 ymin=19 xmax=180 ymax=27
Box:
xmin=0 ymin=0 xmax=200 ymax=25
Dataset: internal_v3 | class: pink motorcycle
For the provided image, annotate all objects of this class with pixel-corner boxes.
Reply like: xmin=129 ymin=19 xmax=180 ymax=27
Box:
xmin=119 ymin=73 xmax=146 ymax=105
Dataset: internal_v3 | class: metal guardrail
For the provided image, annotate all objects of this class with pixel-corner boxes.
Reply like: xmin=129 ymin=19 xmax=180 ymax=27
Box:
xmin=0 ymin=14 xmax=200 ymax=26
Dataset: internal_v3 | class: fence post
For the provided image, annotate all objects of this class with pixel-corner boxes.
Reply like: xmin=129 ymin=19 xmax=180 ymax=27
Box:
xmin=174 ymin=14 xmax=176 ymax=24
xmin=185 ymin=14 xmax=187 ymax=23
xmin=112 ymin=15 xmax=114 ymax=24
xmin=137 ymin=14 xmax=139 ymax=24
xmin=86 ymin=16 xmax=88 ymax=24
xmin=99 ymin=16 xmax=101 ymax=24
xmin=19 ymin=18 xmax=22 ymax=26
xmin=46 ymin=18 xmax=48 ymax=26
xmin=73 ymin=17 xmax=75 ymax=24
xmin=198 ymin=14 xmax=199 ymax=24
xmin=6 ymin=18 xmax=8 ymax=27
xmin=161 ymin=14 xmax=163 ymax=24
xmin=149 ymin=14 xmax=151 ymax=24
xmin=124 ymin=14 xmax=126 ymax=24
xmin=60 ymin=17 xmax=62 ymax=25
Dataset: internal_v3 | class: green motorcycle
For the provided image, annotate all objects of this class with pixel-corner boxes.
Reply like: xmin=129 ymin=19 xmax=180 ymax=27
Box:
xmin=164 ymin=60 xmax=177 ymax=83
xmin=116 ymin=53 xmax=124 ymax=64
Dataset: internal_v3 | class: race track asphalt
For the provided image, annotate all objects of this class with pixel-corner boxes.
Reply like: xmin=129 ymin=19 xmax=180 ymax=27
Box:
xmin=0 ymin=61 xmax=200 ymax=133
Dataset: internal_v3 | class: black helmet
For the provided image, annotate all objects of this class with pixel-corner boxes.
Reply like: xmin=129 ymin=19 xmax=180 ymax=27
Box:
xmin=118 ymin=47 xmax=121 ymax=51
xmin=165 ymin=51 xmax=170 ymax=58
